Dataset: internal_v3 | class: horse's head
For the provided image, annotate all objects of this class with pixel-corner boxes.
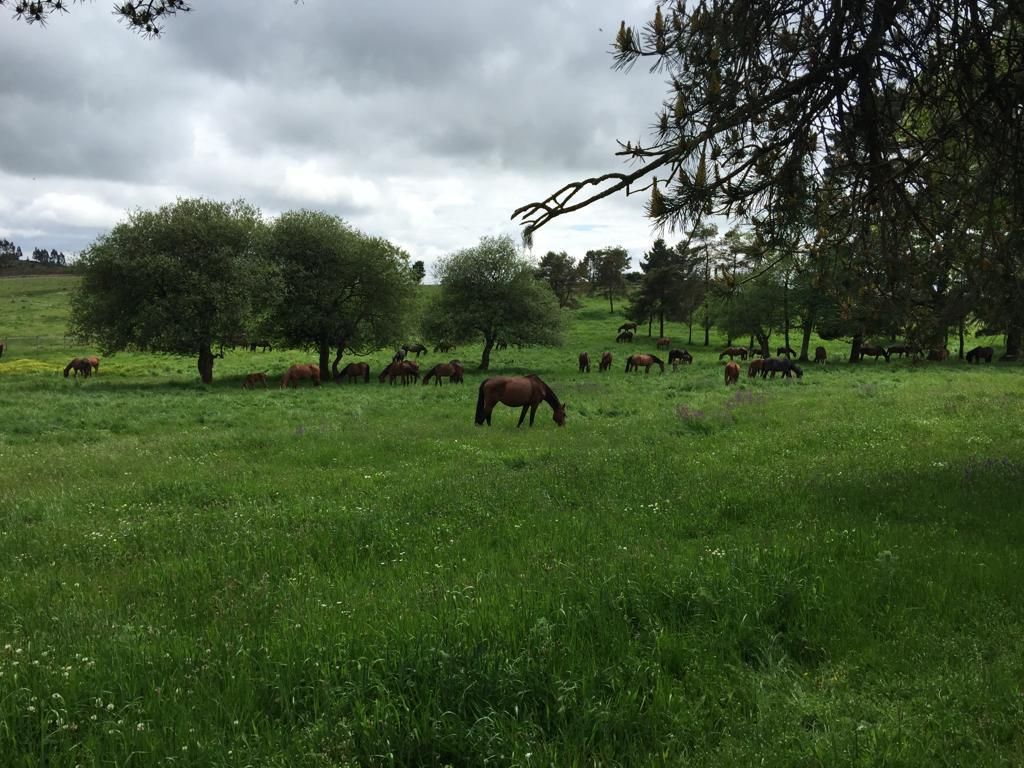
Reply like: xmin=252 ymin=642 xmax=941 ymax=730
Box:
xmin=553 ymin=403 xmax=567 ymax=427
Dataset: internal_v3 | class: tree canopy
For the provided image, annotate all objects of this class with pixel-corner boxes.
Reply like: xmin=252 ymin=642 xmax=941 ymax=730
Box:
xmin=2 ymin=0 xmax=191 ymax=35
xmin=70 ymin=197 xmax=266 ymax=383
xmin=423 ymin=235 xmax=563 ymax=370
xmin=261 ymin=209 xmax=417 ymax=379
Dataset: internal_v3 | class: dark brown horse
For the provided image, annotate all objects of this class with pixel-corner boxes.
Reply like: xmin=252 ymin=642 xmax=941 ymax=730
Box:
xmin=724 ymin=361 xmax=740 ymax=385
xmin=625 ymin=353 xmax=665 ymax=373
xmin=860 ymin=344 xmax=890 ymax=362
xmin=777 ymin=346 xmax=796 ymax=357
xmin=668 ymin=348 xmax=692 ymax=367
xmin=379 ymin=360 xmax=419 ymax=385
xmin=422 ymin=362 xmax=462 ymax=385
xmin=655 ymin=337 xmax=671 ymax=349
xmin=719 ymin=346 xmax=748 ymax=360
xmin=402 ymin=343 xmax=427 ymax=358
xmin=814 ymin=346 xmax=827 ymax=364
xmin=474 ymin=374 xmax=566 ymax=427
xmin=887 ymin=343 xmax=913 ymax=358
xmin=966 ymin=346 xmax=994 ymax=364
xmin=618 ymin=322 xmax=638 ymax=333
xmin=748 ymin=358 xmax=764 ymax=377
xmin=615 ymin=330 xmax=634 ymax=343
xmin=336 ymin=362 xmax=370 ymax=383
xmin=578 ymin=352 xmax=590 ymax=373
xmin=63 ymin=358 xmax=92 ymax=379
xmin=599 ymin=351 xmax=613 ymax=372
xmin=495 ymin=339 xmax=509 ymax=350
xmin=448 ymin=360 xmax=465 ymax=383
xmin=281 ymin=364 xmax=320 ymax=388
xmin=927 ymin=346 xmax=949 ymax=362
xmin=242 ymin=372 xmax=268 ymax=389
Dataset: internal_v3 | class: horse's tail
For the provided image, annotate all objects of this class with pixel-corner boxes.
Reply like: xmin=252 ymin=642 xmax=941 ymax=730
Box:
xmin=652 ymin=354 xmax=665 ymax=372
xmin=475 ymin=379 xmax=488 ymax=424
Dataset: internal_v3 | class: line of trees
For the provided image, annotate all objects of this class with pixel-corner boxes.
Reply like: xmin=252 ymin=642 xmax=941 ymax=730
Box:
xmin=0 ymin=239 xmax=69 ymax=269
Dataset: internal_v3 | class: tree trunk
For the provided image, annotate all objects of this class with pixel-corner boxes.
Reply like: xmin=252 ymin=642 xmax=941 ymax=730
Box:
xmin=1005 ymin=327 xmax=1021 ymax=358
xmin=197 ymin=343 xmax=215 ymax=384
xmin=798 ymin=317 xmax=814 ymax=362
xmin=479 ymin=336 xmax=495 ymax=370
xmin=783 ymin=277 xmax=791 ymax=351
xmin=703 ymin=305 xmax=710 ymax=346
xmin=957 ymin=321 xmax=965 ymax=359
xmin=331 ymin=341 xmax=346 ymax=380
xmin=658 ymin=311 xmax=665 ymax=339
xmin=849 ymin=334 xmax=864 ymax=363
xmin=608 ymin=290 xmax=614 ymax=313
xmin=688 ymin=312 xmax=693 ymax=345
xmin=318 ymin=340 xmax=330 ymax=381
xmin=648 ymin=316 xmax=653 ymax=337
xmin=755 ymin=332 xmax=769 ymax=357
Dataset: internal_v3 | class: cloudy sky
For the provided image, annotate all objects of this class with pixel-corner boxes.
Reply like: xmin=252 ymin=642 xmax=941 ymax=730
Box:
xmin=0 ymin=1 xmax=671 ymax=276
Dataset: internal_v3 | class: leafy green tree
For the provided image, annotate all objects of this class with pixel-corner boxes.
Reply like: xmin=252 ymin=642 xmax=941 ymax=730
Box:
xmin=584 ymin=246 xmax=630 ymax=313
xmin=411 ymin=260 xmax=426 ymax=284
xmin=536 ymin=250 xmax=583 ymax=308
xmin=261 ymin=210 xmax=417 ymax=378
xmin=423 ymin=235 xmax=562 ymax=370
xmin=70 ymin=198 xmax=265 ymax=384
xmin=0 ymin=239 xmax=23 ymax=268
xmin=628 ymin=238 xmax=703 ymax=338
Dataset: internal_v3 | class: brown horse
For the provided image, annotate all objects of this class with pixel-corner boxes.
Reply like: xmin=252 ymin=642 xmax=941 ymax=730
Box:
xmin=475 ymin=374 xmax=566 ymax=427
xmin=887 ymin=343 xmax=913 ymax=358
xmin=655 ymin=337 xmax=671 ymax=349
xmin=379 ymin=360 xmax=419 ymax=385
xmin=242 ymin=372 xmax=268 ymax=389
xmin=281 ymin=364 xmax=320 ymax=388
xmin=668 ymin=349 xmax=692 ymax=368
xmin=422 ymin=362 xmax=462 ymax=385
xmin=748 ymin=358 xmax=764 ymax=377
xmin=336 ymin=362 xmax=370 ymax=383
xmin=777 ymin=346 xmax=796 ymax=357
xmin=719 ymin=346 xmax=748 ymax=360
xmin=724 ymin=361 xmax=740 ymax=385
xmin=966 ymin=346 xmax=994 ymax=364
xmin=814 ymin=346 xmax=827 ymax=364
xmin=86 ymin=356 xmax=101 ymax=374
xmin=927 ymin=346 xmax=949 ymax=362
xmin=860 ymin=344 xmax=890 ymax=362
xmin=617 ymin=322 xmax=638 ymax=333
xmin=495 ymin=339 xmax=509 ymax=350
xmin=615 ymin=330 xmax=634 ymax=343
xmin=63 ymin=358 xmax=92 ymax=379
xmin=625 ymin=353 xmax=665 ymax=373
xmin=578 ymin=352 xmax=590 ymax=373
xmin=599 ymin=351 xmax=613 ymax=372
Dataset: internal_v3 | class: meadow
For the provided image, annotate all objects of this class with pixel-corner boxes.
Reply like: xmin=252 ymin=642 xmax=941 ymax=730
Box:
xmin=1 ymin=275 xmax=1023 ymax=766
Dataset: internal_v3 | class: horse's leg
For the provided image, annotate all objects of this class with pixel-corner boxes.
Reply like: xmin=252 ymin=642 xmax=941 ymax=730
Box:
xmin=517 ymin=405 xmax=529 ymax=427
xmin=529 ymin=403 xmax=539 ymax=426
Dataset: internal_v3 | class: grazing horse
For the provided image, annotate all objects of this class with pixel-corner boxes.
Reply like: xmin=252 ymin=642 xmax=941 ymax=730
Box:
xmin=63 ymin=358 xmax=92 ymax=379
xmin=402 ymin=343 xmax=427 ymax=358
xmin=433 ymin=341 xmax=455 ymax=353
xmin=599 ymin=351 xmax=613 ymax=372
xmin=617 ymin=322 xmax=638 ymax=333
xmin=578 ymin=352 xmax=590 ymax=373
xmin=927 ymin=346 xmax=949 ymax=362
xmin=724 ymin=361 xmax=740 ymax=385
xmin=859 ymin=344 xmax=890 ymax=362
xmin=475 ymin=374 xmax=566 ymax=427
xmin=615 ymin=330 xmax=634 ymax=343
xmin=422 ymin=362 xmax=462 ymax=385
xmin=668 ymin=349 xmax=693 ymax=369
xmin=242 ymin=372 xmax=268 ymax=389
xmin=814 ymin=346 xmax=827 ymax=364
xmin=336 ymin=362 xmax=371 ymax=383
xmin=625 ymin=353 xmax=665 ymax=373
xmin=777 ymin=346 xmax=796 ymax=357
xmin=748 ymin=358 xmax=765 ymax=377
xmin=748 ymin=347 xmax=766 ymax=358
xmin=966 ymin=346 xmax=994 ymax=364
xmin=655 ymin=337 xmax=671 ymax=349
xmin=495 ymin=339 xmax=509 ymax=350
xmin=719 ymin=346 xmax=748 ymax=360
xmin=761 ymin=357 xmax=803 ymax=379
xmin=887 ymin=343 xmax=912 ymax=358
xmin=248 ymin=340 xmax=272 ymax=352
xmin=379 ymin=360 xmax=419 ymax=385
xmin=392 ymin=347 xmax=407 ymax=362
xmin=85 ymin=356 xmax=100 ymax=374
xmin=281 ymin=364 xmax=320 ymax=388
xmin=448 ymin=360 xmax=465 ymax=383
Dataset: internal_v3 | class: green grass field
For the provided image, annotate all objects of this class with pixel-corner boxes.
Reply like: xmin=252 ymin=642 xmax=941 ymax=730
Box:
xmin=1 ymin=276 xmax=1023 ymax=766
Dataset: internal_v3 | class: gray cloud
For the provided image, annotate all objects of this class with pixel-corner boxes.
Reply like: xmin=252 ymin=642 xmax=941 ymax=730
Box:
xmin=0 ymin=1 xmax=671 ymax=270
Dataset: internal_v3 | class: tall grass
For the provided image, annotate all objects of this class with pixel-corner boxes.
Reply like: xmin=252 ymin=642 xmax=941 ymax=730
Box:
xmin=1 ymin=277 xmax=1022 ymax=765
